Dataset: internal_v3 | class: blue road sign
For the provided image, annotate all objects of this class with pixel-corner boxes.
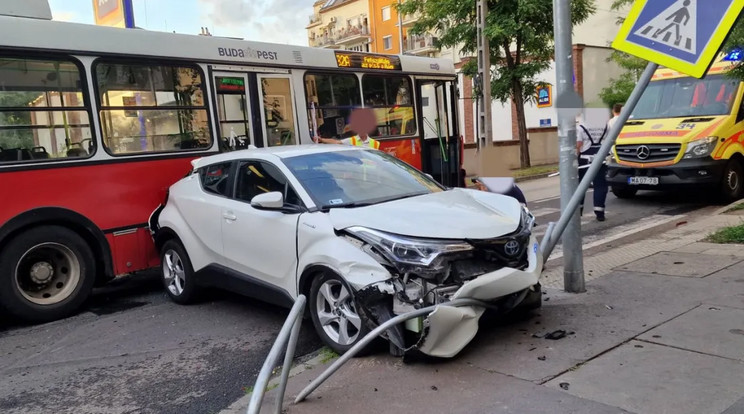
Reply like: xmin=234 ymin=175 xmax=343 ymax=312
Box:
xmin=613 ymin=0 xmax=744 ymax=78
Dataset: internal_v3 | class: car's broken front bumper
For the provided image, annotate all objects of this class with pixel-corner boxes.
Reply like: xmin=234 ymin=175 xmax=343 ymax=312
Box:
xmin=415 ymin=236 xmax=543 ymax=358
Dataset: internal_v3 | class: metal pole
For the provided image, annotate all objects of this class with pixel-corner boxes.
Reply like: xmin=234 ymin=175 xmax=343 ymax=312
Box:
xmin=553 ymin=0 xmax=584 ymax=293
xmin=475 ymin=0 xmax=492 ymax=158
xmin=247 ymin=295 xmax=306 ymax=414
xmin=541 ymin=62 xmax=659 ymax=261
xmin=274 ymin=312 xmax=303 ymax=414
xmin=294 ymin=298 xmax=494 ymax=403
xmin=397 ymin=0 xmax=404 ymax=54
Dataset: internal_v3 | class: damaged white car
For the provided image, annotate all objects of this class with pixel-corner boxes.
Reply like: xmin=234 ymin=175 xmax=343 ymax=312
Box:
xmin=150 ymin=145 xmax=543 ymax=357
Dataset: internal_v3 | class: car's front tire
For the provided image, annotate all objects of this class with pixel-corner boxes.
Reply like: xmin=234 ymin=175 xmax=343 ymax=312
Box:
xmin=309 ymin=272 xmax=372 ymax=354
xmin=160 ymin=240 xmax=199 ymax=304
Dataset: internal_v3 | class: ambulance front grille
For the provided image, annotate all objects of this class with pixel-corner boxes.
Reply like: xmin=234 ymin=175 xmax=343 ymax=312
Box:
xmin=616 ymin=144 xmax=681 ymax=163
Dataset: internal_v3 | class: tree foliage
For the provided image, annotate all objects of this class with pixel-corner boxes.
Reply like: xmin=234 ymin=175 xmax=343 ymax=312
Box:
xmin=398 ymin=0 xmax=596 ymax=168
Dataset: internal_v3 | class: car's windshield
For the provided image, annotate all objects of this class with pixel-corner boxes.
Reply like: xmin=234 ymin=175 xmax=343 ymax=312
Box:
xmin=282 ymin=149 xmax=444 ymax=210
xmin=631 ymin=75 xmax=739 ymax=120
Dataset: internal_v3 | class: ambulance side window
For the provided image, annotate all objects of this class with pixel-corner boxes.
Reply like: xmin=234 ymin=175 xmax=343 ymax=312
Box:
xmin=738 ymin=92 xmax=744 ymax=123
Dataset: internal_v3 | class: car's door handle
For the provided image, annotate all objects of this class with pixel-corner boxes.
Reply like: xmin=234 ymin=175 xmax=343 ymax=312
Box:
xmin=223 ymin=212 xmax=237 ymax=221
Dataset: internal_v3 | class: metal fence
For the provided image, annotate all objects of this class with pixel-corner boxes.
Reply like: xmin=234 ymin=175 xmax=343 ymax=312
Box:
xmin=247 ymin=295 xmax=306 ymax=414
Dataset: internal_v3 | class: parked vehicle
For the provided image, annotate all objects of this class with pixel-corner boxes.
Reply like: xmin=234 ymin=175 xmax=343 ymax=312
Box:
xmin=607 ymin=57 xmax=744 ymax=201
xmin=150 ymin=145 xmax=543 ymax=357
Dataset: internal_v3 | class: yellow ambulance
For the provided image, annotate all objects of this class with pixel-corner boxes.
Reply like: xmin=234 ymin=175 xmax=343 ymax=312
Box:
xmin=607 ymin=57 xmax=744 ymax=201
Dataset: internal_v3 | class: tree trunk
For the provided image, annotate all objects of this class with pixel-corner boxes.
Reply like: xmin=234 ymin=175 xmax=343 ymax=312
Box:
xmin=512 ymin=81 xmax=531 ymax=168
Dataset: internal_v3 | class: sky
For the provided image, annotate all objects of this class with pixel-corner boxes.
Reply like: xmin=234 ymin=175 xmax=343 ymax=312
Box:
xmin=48 ymin=0 xmax=314 ymax=45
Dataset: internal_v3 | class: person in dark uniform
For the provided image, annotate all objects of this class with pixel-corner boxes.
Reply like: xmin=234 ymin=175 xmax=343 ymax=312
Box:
xmin=577 ymin=116 xmax=608 ymax=221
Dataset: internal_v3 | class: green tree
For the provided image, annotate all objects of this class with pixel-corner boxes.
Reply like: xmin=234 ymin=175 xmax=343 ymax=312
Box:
xmin=398 ymin=0 xmax=596 ymax=168
xmin=723 ymin=16 xmax=744 ymax=80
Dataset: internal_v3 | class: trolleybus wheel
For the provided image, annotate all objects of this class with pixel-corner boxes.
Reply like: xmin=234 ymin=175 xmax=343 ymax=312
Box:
xmin=0 ymin=225 xmax=96 ymax=322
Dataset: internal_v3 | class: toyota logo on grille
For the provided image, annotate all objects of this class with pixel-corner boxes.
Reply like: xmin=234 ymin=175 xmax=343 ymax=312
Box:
xmin=636 ymin=145 xmax=651 ymax=160
xmin=504 ymin=240 xmax=521 ymax=257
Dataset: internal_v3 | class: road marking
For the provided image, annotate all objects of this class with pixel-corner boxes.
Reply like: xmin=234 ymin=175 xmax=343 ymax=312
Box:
xmin=530 ymin=207 xmax=561 ymax=218
xmin=634 ymin=0 xmax=697 ymax=53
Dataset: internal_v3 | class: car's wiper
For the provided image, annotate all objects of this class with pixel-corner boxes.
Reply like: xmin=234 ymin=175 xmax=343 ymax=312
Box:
xmin=320 ymin=192 xmax=427 ymax=211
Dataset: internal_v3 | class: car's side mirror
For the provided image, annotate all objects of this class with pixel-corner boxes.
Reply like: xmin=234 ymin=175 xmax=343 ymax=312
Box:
xmin=250 ymin=192 xmax=284 ymax=210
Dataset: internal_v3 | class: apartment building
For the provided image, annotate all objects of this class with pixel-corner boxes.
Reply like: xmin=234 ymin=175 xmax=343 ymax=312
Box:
xmin=307 ymin=0 xmax=375 ymax=52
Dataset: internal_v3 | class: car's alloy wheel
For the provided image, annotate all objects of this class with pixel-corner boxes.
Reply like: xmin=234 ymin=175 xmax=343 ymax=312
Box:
xmin=309 ymin=272 xmax=372 ymax=354
xmin=160 ymin=240 xmax=198 ymax=304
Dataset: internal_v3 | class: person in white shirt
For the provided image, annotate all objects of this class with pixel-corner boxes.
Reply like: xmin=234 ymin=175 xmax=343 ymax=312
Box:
xmin=606 ymin=103 xmax=623 ymax=131
xmin=576 ymin=113 xmax=610 ymax=221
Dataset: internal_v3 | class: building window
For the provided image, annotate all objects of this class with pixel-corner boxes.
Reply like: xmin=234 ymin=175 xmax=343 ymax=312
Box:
xmin=0 ymin=56 xmax=94 ymax=163
xmin=383 ymin=35 xmax=393 ymax=50
xmin=382 ymin=6 xmax=391 ymax=21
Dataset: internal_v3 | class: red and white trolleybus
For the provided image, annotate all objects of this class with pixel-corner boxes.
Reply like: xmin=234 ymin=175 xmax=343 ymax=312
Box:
xmin=0 ymin=7 xmax=462 ymax=322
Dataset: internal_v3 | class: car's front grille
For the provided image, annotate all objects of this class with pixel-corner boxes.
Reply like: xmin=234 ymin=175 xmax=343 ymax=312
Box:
xmin=616 ymin=144 xmax=681 ymax=163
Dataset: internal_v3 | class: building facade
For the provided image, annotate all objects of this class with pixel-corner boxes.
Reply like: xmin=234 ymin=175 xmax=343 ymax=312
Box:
xmin=307 ymin=0 xmax=374 ymax=52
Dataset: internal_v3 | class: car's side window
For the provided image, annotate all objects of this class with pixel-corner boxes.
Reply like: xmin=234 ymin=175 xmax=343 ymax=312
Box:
xmin=199 ymin=162 xmax=232 ymax=197
xmin=235 ymin=161 xmax=302 ymax=207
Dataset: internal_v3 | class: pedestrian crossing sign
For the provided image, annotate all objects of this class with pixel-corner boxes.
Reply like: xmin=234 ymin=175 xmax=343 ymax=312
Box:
xmin=612 ymin=0 xmax=744 ymax=78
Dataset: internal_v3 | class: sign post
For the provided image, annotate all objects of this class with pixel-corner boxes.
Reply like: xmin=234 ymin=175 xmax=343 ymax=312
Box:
xmin=541 ymin=0 xmax=744 ymax=264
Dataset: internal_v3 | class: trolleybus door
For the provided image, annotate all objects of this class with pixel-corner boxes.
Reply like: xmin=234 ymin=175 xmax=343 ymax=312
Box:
xmin=418 ymin=79 xmax=461 ymax=187
xmin=213 ymin=72 xmax=255 ymax=151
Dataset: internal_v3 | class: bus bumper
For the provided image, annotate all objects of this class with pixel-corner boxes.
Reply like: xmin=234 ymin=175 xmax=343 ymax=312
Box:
xmin=607 ymin=158 xmax=727 ymax=190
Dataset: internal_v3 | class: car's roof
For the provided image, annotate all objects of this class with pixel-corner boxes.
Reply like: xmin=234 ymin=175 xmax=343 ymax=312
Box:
xmin=191 ymin=144 xmax=365 ymax=169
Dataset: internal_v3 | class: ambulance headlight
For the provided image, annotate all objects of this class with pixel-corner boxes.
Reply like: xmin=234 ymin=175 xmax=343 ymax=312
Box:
xmin=684 ymin=136 xmax=718 ymax=159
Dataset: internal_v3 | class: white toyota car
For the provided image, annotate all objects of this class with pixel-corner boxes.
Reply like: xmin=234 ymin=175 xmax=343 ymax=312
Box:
xmin=150 ymin=145 xmax=543 ymax=357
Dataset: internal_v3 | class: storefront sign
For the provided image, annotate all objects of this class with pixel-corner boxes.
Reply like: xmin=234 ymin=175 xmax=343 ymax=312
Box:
xmin=537 ymin=85 xmax=552 ymax=108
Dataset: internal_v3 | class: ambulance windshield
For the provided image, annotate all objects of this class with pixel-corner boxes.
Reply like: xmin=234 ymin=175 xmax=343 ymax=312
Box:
xmin=631 ymin=75 xmax=739 ymax=120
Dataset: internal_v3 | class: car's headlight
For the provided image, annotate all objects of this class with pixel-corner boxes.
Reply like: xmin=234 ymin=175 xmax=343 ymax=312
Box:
xmin=345 ymin=226 xmax=473 ymax=269
xmin=684 ymin=136 xmax=718 ymax=159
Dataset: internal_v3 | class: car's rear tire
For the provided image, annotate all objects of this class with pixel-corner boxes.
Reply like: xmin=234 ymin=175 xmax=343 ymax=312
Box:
xmin=160 ymin=240 xmax=199 ymax=304
xmin=611 ymin=186 xmax=638 ymax=199
xmin=720 ymin=159 xmax=744 ymax=202
xmin=309 ymin=272 xmax=373 ymax=355
xmin=0 ymin=225 xmax=96 ymax=322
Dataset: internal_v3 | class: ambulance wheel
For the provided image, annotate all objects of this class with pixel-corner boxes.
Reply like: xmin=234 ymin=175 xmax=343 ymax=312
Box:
xmin=0 ymin=225 xmax=96 ymax=322
xmin=611 ymin=186 xmax=637 ymax=199
xmin=720 ymin=159 xmax=744 ymax=202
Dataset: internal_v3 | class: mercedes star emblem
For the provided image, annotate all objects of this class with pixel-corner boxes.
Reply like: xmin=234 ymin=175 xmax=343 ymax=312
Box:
xmin=504 ymin=240 xmax=521 ymax=257
xmin=636 ymin=145 xmax=651 ymax=160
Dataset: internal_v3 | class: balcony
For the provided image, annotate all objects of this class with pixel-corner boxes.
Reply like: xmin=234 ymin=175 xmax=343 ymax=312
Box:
xmin=310 ymin=35 xmax=340 ymax=49
xmin=404 ymin=34 xmax=438 ymax=55
xmin=401 ymin=11 xmax=420 ymax=26
xmin=307 ymin=14 xmax=322 ymax=28
xmin=335 ymin=24 xmax=371 ymax=45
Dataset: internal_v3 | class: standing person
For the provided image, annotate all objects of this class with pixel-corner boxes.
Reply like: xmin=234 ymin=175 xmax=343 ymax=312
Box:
xmin=607 ymin=103 xmax=623 ymax=131
xmin=576 ymin=113 xmax=609 ymax=221
xmin=314 ymin=108 xmax=381 ymax=149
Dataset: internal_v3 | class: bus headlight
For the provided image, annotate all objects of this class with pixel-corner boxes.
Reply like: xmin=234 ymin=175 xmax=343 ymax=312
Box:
xmin=684 ymin=136 xmax=718 ymax=159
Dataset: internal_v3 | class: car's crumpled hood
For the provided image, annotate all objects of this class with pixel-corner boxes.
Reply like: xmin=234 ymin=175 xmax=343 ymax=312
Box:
xmin=328 ymin=188 xmax=522 ymax=239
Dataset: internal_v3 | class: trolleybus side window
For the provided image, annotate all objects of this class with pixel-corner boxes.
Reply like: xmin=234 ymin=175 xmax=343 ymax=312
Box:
xmin=0 ymin=56 xmax=93 ymax=164
xmin=95 ymin=61 xmax=212 ymax=155
xmin=305 ymin=72 xmax=361 ymax=139
xmin=361 ymin=75 xmax=415 ymax=137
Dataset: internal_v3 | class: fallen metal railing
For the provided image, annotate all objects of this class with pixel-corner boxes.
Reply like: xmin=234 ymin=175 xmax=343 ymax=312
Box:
xmin=247 ymin=294 xmax=306 ymax=414
xmin=294 ymin=298 xmax=495 ymax=403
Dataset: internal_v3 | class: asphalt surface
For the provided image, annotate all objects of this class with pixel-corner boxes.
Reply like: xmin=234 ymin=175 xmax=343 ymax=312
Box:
xmin=0 ymin=274 xmax=323 ymax=414
xmin=0 ymin=177 xmax=717 ymax=414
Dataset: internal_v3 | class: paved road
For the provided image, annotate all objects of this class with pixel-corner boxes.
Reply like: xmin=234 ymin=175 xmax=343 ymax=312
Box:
xmin=0 ymin=274 xmax=323 ymax=414
xmin=519 ymin=176 xmax=716 ymax=254
xmin=0 ymin=177 xmax=716 ymax=414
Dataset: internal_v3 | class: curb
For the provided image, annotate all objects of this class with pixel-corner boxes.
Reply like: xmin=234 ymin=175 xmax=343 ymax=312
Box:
xmin=514 ymin=171 xmax=558 ymax=182
xmin=219 ymin=349 xmax=334 ymax=414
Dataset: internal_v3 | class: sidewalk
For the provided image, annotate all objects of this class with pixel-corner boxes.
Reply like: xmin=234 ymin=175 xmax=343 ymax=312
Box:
xmin=227 ymin=205 xmax=744 ymax=414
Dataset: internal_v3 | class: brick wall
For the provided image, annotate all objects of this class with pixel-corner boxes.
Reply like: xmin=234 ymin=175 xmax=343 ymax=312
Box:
xmin=455 ymin=58 xmax=475 ymax=144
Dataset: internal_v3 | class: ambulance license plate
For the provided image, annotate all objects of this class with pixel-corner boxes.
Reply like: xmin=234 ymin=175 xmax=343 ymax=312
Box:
xmin=628 ymin=176 xmax=659 ymax=185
